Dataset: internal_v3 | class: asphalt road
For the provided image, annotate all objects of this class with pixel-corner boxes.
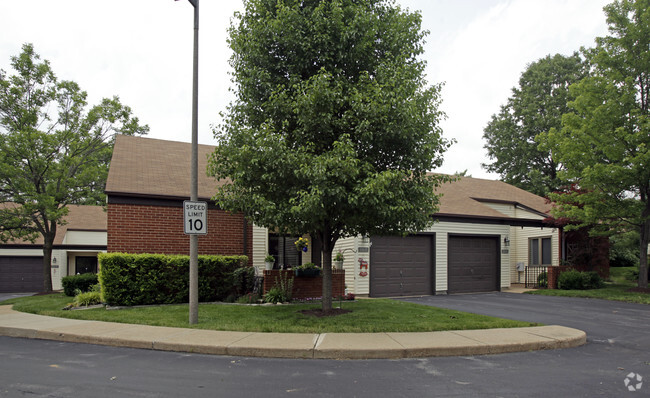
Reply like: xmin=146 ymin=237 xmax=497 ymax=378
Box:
xmin=0 ymin=293 xmax=648 ymax=397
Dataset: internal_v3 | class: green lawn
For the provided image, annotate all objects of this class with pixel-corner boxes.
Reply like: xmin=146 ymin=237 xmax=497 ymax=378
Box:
xmin=0 ymin=293 xmax=537 ymax=333
xmin=525 ymin=267 xmax=650 ymax=305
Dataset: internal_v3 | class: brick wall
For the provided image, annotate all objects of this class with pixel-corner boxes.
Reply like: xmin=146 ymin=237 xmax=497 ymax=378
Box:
xmin=262 ymin=269 xmax=345 ymax=299
xmin=107 ymin=202 xmax=252 ymax=258
xmin=547 ymin=266 xmax=572 ymax=289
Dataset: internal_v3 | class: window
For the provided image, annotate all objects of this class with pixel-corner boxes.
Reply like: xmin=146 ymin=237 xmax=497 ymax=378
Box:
xmin=268 ymin=234 xmax=303 ymax=269
xmin=75 ymin=256 xmax=98 ymax=274
xmin=529 ymin=237 xmax=552 ymax=266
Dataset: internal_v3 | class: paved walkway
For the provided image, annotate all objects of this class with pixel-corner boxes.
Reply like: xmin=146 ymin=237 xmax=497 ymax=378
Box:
xmin=0 ymin=305 xmax=585 ymax=360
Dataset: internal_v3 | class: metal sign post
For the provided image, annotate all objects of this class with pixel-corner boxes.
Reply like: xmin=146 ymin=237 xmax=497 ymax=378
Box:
xmin=184 ymin=201 xmax=208 ymax=235
xmin=177 ymin=0 xmax=200 ymax=325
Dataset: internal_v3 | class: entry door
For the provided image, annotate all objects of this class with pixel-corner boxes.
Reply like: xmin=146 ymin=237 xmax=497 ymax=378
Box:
xmin=75 ymin=256 xmax=98 ymax=274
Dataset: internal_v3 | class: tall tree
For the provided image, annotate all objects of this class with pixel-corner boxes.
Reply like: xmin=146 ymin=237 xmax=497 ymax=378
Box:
xmin=538 ymin=0 xmax=649 ymax=287
xmin=482 ymin=53 xmax=588 ymax=196
xmin=0 ymin=44 xmax=148 ymax=291
xmin=210 ymin=0 xmax=451 ymax=311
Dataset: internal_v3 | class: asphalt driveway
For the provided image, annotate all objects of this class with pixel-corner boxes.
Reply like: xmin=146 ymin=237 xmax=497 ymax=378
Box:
xmin=0 ymin=291 xmax=648 ymax=396
xmin=0 ymin=292 xmax=34 ymax=302
xmin=400 ymin=292 xmax=649 ymax=346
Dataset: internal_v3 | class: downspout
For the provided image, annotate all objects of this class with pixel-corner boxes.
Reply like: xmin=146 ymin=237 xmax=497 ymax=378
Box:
xmin=242 ymin=218 xmax=248 ymax=258
xmin=558 ymin=227 xmax=566 ymax=265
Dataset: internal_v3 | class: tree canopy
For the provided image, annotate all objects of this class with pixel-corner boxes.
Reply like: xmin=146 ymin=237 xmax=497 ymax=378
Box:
xmin=0 ymin=43 xmax=148 ymax=291
xmin=538 ymin=0 xmax=649 ymax=287
xmin=482 ymin=53 xmax=587 ymax=196
xmin=210 ymin=0 xmax=451 ymax=310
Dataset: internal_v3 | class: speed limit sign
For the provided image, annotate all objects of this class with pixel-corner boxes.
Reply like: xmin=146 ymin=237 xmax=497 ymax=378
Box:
xmin=183 ymin=201 xmax=208 ymax=235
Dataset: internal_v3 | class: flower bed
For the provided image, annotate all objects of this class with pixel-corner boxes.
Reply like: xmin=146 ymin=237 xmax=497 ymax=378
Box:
xmin=263 ymin=269 xmax=345 ymax=299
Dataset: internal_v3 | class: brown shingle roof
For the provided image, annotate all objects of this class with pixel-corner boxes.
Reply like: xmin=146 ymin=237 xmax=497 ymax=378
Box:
xmin=106 ymin=135 xmax=551 ymax=220
xmin=106 ymin=135 xmax=223 ymax=200
xmin=435 ymin=176 xmax=551 ymax=219
xmin=0 ymin=204 xmax=106 ymax=246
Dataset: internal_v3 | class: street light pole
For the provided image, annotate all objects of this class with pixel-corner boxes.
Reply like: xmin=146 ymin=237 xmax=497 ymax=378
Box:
xmin=179 ymin=0 xmax=200 ymax=325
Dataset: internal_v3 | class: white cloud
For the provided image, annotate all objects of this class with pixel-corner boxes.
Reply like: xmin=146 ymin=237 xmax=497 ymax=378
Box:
xmin=0 ymin=0 xmax=611 ymax=180
xmin=433 ymin=0 xmax=609 ymax=177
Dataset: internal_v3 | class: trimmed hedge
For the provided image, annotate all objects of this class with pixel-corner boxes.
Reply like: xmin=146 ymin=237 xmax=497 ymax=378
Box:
xmin=98 ymin=253 xmax=249 ymax=306
xmin=557 ymin=270 xmax=604 ymax=290
xmin=62 ymin=273 xmax=99 ymax=297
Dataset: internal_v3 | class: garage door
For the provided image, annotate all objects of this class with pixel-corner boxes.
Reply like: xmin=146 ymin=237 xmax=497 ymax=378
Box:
xmin=370 ymin=235 xmax=433 ymax=297
xmin=0 ymin=257 xmax=44 ymax=293
xmin=448 ymin=236 xmax=499 ymax=294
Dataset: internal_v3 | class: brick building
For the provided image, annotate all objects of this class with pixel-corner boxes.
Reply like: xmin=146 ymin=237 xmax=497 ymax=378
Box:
xmin=105 ymin=135 xmax=252 ymax=258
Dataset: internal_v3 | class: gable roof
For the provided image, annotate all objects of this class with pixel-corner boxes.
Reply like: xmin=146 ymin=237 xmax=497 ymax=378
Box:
xmin=435 ymin=175 xmax=551 ymax=220
xmin=106 ymin=135 xmax=551 ymax=222
xmin=106 ymin=134 xmax=222 ymax=201
xmin=0 ymin=204 xmax=107 ymax=246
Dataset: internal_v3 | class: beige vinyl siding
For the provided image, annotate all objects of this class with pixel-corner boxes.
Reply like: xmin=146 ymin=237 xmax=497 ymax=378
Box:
xmin=483 ymin=202 xmax=515 ymax=218
xmin=514 ymin=206 xmax=545 ymax=220
xmin=333 ymin=236 xmax=368 ymax=295
xmin=509 ymin=225 xmax=559 ymax=283
xmin=252 ymin=224 xmax=268 ymax=273
xmin=506 ymin=207 xmax=559 ymax=283
xmin=62 ymin=231 xmax=106 ymax=245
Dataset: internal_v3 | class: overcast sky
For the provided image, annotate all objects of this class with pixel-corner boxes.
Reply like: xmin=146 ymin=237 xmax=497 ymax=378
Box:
xmin=0 ymin=0 xmax=610 ymax=179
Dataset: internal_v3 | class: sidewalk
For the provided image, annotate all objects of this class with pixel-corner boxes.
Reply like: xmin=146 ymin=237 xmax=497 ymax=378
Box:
xmin=0 ymin=305 xmax=585 ymax=360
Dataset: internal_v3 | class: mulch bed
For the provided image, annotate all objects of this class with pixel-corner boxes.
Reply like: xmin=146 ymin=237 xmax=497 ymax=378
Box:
xmin=626 ymin=287 xmax=650 ymax=294
xmin=299 ymin=308 xmax=352 ymax=318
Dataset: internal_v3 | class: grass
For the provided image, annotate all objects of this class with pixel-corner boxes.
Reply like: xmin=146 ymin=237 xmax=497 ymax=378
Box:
xmin=0 ymin=293 xmax=537 ymax=333
xmin=526 ymin=267 xmax=650 ymax=305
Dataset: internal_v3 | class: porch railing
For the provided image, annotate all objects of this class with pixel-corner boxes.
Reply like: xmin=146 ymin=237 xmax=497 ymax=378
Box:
xmin=524 ymin=266 xmax=548 ymax=288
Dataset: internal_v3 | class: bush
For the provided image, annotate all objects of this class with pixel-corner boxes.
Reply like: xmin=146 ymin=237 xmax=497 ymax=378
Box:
xmin=537 ymin=273 xmax=548 ymax=288
xmin=627 ymin=268 xmax=650 ymax=283
xmin=610 ymin=252 xmax=638 ymax=268
xmin=264 ymin=272 xmax=293 ymax=303
xmin=74 ymin=290 xmax=102 ymax=307
xmin=558 ymin=270 xmax=604 ymax=290
xmin=237 ymin=292 xmax=261 ymax=304
xmin=62 ymin=273 xmax=99 ymax=297
xmin=558 ymin=270 xmax=582 ymax=290
xmin=98 ymin=253 xmax=249 ymax=306
xmin=232 ymin=266 xmax=255 ymax=296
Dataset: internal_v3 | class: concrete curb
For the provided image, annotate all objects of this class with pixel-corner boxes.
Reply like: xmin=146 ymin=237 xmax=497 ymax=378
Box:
xmin=0 ymin=306 xmax=586 ymax=360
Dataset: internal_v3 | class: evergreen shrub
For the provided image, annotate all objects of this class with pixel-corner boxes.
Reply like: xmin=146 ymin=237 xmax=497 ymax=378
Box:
xmin=62 ymin=273 xmax=99 ymax=297
xmin=98 ymin=253 xmax=249 ymax=306
xmin=558 ymin=270 xmax=604 ymax=290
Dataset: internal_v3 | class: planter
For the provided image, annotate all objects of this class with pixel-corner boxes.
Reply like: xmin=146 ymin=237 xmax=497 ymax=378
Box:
xmin=334 ymin=260 xmax=344 ymax=270
xmin=264 ymin=261 xmax=274 ymax=271
xmin=294 ymin=268 xmax=321 ymax=277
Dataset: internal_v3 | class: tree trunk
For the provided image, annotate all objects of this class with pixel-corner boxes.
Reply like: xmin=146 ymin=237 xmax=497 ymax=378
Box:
xmin=320 ymin=229 xmax=337 ymax=311
xmin=41 ymin=232 xmax=55 ymax=293
xmin=638 ymin=203 xmax=649 ymax=288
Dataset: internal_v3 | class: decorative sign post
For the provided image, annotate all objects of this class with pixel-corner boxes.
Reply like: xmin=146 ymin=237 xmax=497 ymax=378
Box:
xmin=183 ymin=201 xmax=208 ymax=235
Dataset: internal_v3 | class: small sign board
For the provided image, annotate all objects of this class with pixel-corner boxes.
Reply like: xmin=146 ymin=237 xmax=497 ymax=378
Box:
xmin=183 ymin=200 xmax=208 ymax=235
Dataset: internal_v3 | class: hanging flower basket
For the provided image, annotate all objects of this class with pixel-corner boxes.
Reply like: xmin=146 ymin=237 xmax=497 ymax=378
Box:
xmin=295 ymin=237 xmax=309 ymax=252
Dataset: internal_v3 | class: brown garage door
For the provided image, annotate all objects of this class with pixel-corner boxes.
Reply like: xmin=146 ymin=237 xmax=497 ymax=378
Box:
xmin=448 ymin=236 xmax=499 ymax=294
xmin=0 ymin=256 xmax=44 ymax=293
xmin=370 ymin=235 xmax=433 ymax=297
